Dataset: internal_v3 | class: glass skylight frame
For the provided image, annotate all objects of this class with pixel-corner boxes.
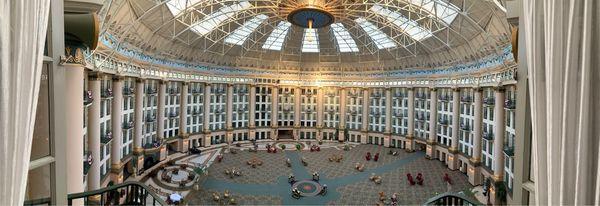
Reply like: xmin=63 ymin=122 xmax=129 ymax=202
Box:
xmin=409 ymin=0 xmax=460 ymax=25
xmin=262 ymin=21 xmax=292 ymax=51
xmin=224 ymin=14 xmax=268 ymax=45
xmin=301 ymin=29 xmax=319 ymax=53
xmin=354 ymin=18 xmax=397 ymax=49
xmin=190 ymin=1 xmax=252 ymax=36
xmin=166 ymin=0 xmax=203 ymax=17
xmin=370 ymin=4 xmax=433 ymax=41
xmin=330 ymin=23 xmax=359 ymax=53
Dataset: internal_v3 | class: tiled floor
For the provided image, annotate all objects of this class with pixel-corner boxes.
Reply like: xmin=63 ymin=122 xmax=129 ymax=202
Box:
xmin=185 ymin=144 xmax=473 ymax=205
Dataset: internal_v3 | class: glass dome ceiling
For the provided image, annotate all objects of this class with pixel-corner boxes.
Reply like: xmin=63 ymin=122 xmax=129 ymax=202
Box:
xmin=99 ymin=0 xmax=511 ymax=72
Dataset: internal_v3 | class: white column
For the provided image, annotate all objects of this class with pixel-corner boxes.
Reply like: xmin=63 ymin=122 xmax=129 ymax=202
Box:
xmin=65 ymin=64 xmax=84 ymax=195
xmin=472 ymin=88 xmax=483 ymax=162
xmin=384 ymin=88 xmax=392 ymax=147
xmin=110 ymin=77 xmax=123 ymax=182
xmin=450 ymin=88 xmax=460 ymax=151
xmin=133 ymin=79 xmax=144 ymax=154
xmin=179 ymin=82 xmax=188 ymax=136
xmin=361 ymin=88 xmax=369 ymax=144
xmin=339 ymin=88 xmax=347 ymax=141
xmin=157 ymin=81 xmax=166 ymax=140
xmin=271 ymin=86 xmax=279 ymax=140
xmin=226 ymin=84 xmax=233 ymax=143
xmin=248 ymin=85 xmax=256 ymax=140
xmin=316 ymin=87 xmax=324 ymax=128
xmin=407 ymin=88 xmax=415 ymax=150
xmin=87 ymin=75 xmax=101 ymax=191
xmin=428 ymin=88 xmax=438 ymax=143
xmin=493 ymin=87 xmax=506 ymax=181
xmin=203 ymin=83 xmax=211 ymax=146
xmin=294 ymin=87 xmax=301 ymax=127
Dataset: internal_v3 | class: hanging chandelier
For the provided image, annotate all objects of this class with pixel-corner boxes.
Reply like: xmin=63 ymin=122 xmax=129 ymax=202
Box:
xmin=285 ymin=0 xmax=336 ymax=29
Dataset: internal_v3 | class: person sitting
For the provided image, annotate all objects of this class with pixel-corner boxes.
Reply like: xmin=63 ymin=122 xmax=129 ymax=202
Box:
xmin=288 ymin=174 xmax=296 ymax=184
xmin=407 ymin=173 xmax=415 ymax=185
xmin=390 ymin=193 xmax=398 ymax=205
xmin=366 ymin=152 xmax=372 ymax=161
xmin=416 ymin=173 xmax=424 ymax=185
xmin=320 ymin=184 xmax=328 ymax=196
xmin=312 ymin=172 xmax=320 ymax=181
xmin=374 ymin=153 xmax=380 ymax=162
xmin=216 ymin=154 xmax=223 ymax=162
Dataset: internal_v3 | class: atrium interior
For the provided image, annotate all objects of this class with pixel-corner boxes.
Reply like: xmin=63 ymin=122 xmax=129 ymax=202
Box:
xmin=1 ymin=0 xmax=599 ymax=205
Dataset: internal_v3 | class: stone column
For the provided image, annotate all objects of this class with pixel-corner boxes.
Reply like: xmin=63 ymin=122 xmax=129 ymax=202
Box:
xmin=248 ymin=85 xmax=256 ymax=140
xmin=448 ymin=88 xmax=461 ymax=170
xmin=271 ymin=85 xmax=279 ymax=140
xmin=468 ymin=87 xmax=484 ymax=185
xmin=384 ymin=88 xmax=392 ymax=147
xmin=226 ymin=84 xmax=234 ymax=143
xmin=133 ymin=79 xmax=144 ymax=172
xmin=203 ymin=83 xmax=211 ymax=147
xmin=338 ymin=87 xmax=347 ymax=141
xmin=157 ymin=81 xmax=166 ymax=140
xmin=65 ymin=64 xmax=84 ymax=195
xmin=110 ymin=77 xmax=123 ymax=183
xmin=178 ymin=82 xmax=189 ymax=152
xmin=406 ymin=88 xmax=415 ymax=151
xmin=426 ymin=88 xmax=438 ymax=158
xmin=316 ymin=87 xmax=324 ymax=139
xmin=493 ymin=87 xmax=506 ymax=182
xmin=293 ymin=87 xmax=301 ymax=140
xmin=87 ymin=74 xmax=101 ymax=191
xmin=361 ymin=88 xmax=369 ymax=144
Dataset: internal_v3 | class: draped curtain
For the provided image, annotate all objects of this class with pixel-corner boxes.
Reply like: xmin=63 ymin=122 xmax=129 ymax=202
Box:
xmin=523 ymin=0 xmax=600 ymax=204
xmin=0 ymin=0 xmax=50 ymax=205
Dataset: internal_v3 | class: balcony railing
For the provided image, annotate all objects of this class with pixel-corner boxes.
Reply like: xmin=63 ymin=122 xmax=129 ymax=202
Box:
xmin=416 ymin=93 xmax=428 ymax=99
xmin=168 ymin=88 xmax=178 ymax=95
xmin=236 ymin=106 xmax=248 ymax=113
xmin=169 ymin=112 xmax=179 ymax=118
xmin=461 ymin=96 xmax=472 ymax=103
xmin=438 ymin=118 xmax=449 ymax=125
xmin=304 ymin=108 xmax=314 ymax=114
xmin=235 ymin=88 xmax=248 ymax=94
xmin=348 ymin=91 xmax=359 ymax=98
xmin=349 ymin=109 xmax=358 ymax=116
xmin=326 ymin=108 xmax=337 ymax=114
xmin=84 ymin=90 xmax=93 ymax=106
xmin=191 ymin=88 xmax=202 ymax=94
xmin=214 ymin=88 xmax=226 ymax=95
xmin=393 ymin=92 xmax=405 ymax=99
xmin=438 ymin=95 xmax=450 ymax=102
xmin=123 ymin=87 xmax=134 ymax=96
xmin=191 ymin=109 xmax=201 ymax=116
xmin=504 ymin=99 xmax=516 ymax=109
xmin=460 ymin=123 xmax=471 ymax=131
xmin=68 ymin=182 xmax=167 ymax=206
xmin=83 ymin=152 xmax=92 ymax=175
xmin=424 ymin=192 xmax=481 ymax=206
xmin=483 ymin=97 xmax=495 ymax=105
xmin=101 ymin=88 xmax=113 ymax=98
xmin=145 ymin=115 xmax=156 ymax=122
xmin=122 ymin=122 xmax=134 ymax=130
xmin=371 ymin=92 xmax=382 ymax=99
xmin=393 ymin=111 xmax=406 ymax=118
xmin=483 ymin=132 xmax=494 ymax=140
xmin=101 ymin=132 xmax=113 ymax=144
xmin=370 ymin=110 xmax=381 ymax=117
xmin=305 ymin=90 xmax=314 ymax=97
xmin=145 ymin=87 xmax=157 ymax=95
xmin=504 ymin=146 xmax=514 ymax=156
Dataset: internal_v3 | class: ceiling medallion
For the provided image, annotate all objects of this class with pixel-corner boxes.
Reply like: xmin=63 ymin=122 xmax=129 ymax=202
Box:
xmin=285 ymin=0 xmax=336 ymax=29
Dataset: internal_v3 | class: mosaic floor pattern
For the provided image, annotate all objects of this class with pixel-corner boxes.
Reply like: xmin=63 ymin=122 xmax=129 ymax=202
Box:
xmin=186 ymin=144 xmax=472 ymax=205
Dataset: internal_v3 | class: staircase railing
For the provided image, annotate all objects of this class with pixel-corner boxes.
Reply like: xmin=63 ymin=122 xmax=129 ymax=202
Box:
xmin=68 ymin=181 xmax=166 ymax=205
xmin=423 ymin=192 xmax=481 ymax=206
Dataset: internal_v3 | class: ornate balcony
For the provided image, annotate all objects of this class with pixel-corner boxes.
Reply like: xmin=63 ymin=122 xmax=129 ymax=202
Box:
xmin=214 ymin=88 xmax=226 ymax=95
xmin=483 ymin=97 xmax=495 ymax=105
xmin=393 ymin=111 xmax=406 ymax=118
xmin=83 ymin=90 xmax=93 ymax=106
xmin=145 ymin=114 xmax=155 ymax=122
xmin=416 ymin=93 xmax=428 ymax=99
xmin=326 ymin=91 xmax=336 ymax=98
xmin=101 ymin=88 xmax=113 ymax=98
xmin=460 ymin=123 xmax=471 ymax=131
xmin=348 ymin=91 xmax=359 ymax=99
xmin=123 ymin=87 xmax=134 ymax=96
xmin=371 ymin=92 xmax=382 ymax=99
xmin=168 ymin=88 xmax=178 ymax=95
xmin=504 ymin=145 xmax=514 ymax=156
xmin=370 ymin=110 xmax=381 ymax=117
xmin=83 ymin=151 xmax=92 ymax=175
xmin=438 ymin=118 xmax=449 ymax=125
xmin=304 ymin=108 xmax=314 ymax=114
xmin=169 ymin=112 xmax=179 ymax=118
xmin=145 ymin=87 xmax=157 ymax=95
xmin=122 ymin=121 xmax=134 ymax=130
xmin=213 ymin=108 xmax=224 ymax=115
xmin=393 ymin=92 xmax=405 ymax=99
xmin=101 ymin=132 xmax=112 ymax=144
xmin=235 ymin=88 xmax=248 ymax=94
xmin=237 ymin=106 xmax=248 ymax=113
xmin=504 ymin=99 xmax=516 ymax=109
xmin=483 ymin=132 xmax=494 ymax=140
xmin=326 ymin=108 xmax=337 ymax=114
xmin=190 ymin=109 xmax=201 ymax=116
xmin=438 ymin=95 xmax=450 ymax=102
xmin=460 ymin=95 xmax=472 ymax=103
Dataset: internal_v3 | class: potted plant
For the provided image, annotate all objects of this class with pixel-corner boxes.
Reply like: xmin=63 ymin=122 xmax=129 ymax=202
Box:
xmin=494 ymin=181 xmax=507 ymax=205
xmin=344 ymin=145 xmax=350 ymax=151
xmin=296 ymin=144 xmax=302 ymax=151
xmin=280 ymin=144 xmax=286 ymax=150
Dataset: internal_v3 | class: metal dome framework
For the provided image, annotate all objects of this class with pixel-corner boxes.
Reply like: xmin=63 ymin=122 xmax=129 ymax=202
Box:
xmin=97 ymin=0 xmax=511 ymax=73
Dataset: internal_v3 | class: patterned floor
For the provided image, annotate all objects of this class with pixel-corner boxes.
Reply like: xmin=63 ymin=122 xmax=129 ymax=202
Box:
xmin=186 ymin=144 xmax=473 ymax=205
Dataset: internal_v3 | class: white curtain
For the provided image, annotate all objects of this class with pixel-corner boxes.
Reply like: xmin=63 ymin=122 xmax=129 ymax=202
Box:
xmin=523 ymin=0 xmax=600 ymax=205
xmin=0 ymin=0 xmax=50 ymax=205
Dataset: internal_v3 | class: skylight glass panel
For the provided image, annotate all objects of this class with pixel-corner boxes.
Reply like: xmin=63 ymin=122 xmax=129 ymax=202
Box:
xmin=301 ymin=29 xmax=319 ymax=53
xmin=166 ymin=0 xmax=203 ymax=16
xmin=409 ymin=0 xmax=460 ymax=25
xmin=190 ymin=1 xmax=252 ymax=36
xmin=370 ymin=4 xmax=433 ymax=41
xmin=330 ymin=23 xmax=359 ymax=52
xmin=354 ymin=18 xmax=397 ymax=49
xmin=262 ymin=21 xmax=292 ymax=51
xmin=224 ymin=14 xmax=268 ymax=45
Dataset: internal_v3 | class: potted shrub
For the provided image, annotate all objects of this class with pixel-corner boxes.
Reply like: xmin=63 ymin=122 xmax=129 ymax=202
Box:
xmin=344 ymin=145 xmax=350 ymax=151
xmin=280 ymin=144 xmax=286 ymax=150
xmin=296 ymin=144 xmax=302 ymax=151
